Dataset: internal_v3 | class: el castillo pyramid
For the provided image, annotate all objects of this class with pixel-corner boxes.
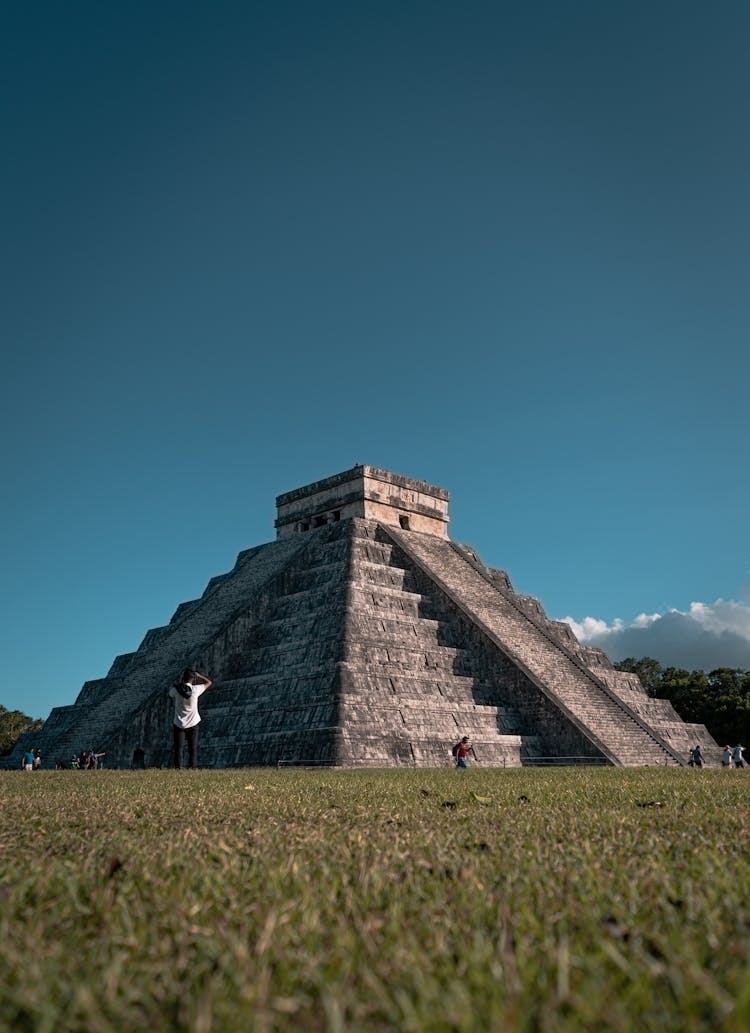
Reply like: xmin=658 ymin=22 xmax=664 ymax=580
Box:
xmin=7 ymin=466 xmax=720 ymax=769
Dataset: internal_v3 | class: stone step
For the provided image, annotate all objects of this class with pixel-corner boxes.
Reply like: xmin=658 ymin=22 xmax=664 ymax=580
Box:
xmin=342 ymin=641 xmax=474 ymax=675
xmin=351 ymin=559 xmax=420 ymax=592
xmin=349 ymin=538 xmax=398 ymax=565
xmin=220 ymin=611 xmax=343 ymax=649
xmin=345 ymin=615 xmax=460 ymax=650
xmin=348 ymin=583 xmax=429 ymax=619
xmin=268 ymin=587 xmax=348 ymax=620
xmin=277 ymin=560 xmax=350 ymax=595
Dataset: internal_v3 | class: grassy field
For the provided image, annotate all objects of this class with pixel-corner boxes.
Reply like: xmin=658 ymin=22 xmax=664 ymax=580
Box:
xmin=1 ymin=767 xmax=749 ymax=1033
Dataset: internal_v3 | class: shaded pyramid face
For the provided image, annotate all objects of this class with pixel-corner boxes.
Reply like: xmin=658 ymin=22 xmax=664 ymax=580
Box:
xmin=7 ymin=494 xmax=720 ymax=768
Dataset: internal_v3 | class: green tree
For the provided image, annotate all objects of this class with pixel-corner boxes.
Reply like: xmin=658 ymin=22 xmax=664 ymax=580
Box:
xmin=0 ymin=705 xmax=43 ymax=756
xmin=660 ymin=667 xmax=710 ymax=725
xmin=613 ymin=658 xmax=750 ymax=745
xmin=704 ymin=668 xmax=750 ymax=745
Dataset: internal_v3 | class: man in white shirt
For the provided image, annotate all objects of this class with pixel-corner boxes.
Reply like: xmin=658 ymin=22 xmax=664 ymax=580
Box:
xmin=168 ymin=668 xmax=213 ymax=768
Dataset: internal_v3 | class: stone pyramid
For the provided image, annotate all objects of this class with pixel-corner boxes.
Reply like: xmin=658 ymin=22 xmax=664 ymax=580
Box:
xmin=6 ymin=466 xmax=719 ymax=769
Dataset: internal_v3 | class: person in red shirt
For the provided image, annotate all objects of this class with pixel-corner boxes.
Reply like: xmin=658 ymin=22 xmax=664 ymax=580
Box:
xmin=455 ymin=736 xmax=472 ymax=769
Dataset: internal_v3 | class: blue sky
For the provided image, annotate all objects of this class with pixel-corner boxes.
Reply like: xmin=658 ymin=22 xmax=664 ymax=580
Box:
xmin=3 ymin=2 xmax=749 ymax=720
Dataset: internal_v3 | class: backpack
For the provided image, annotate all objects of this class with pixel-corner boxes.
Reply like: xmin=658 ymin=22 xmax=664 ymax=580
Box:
xmin=451 ymin=742 xmax=460 ymax=757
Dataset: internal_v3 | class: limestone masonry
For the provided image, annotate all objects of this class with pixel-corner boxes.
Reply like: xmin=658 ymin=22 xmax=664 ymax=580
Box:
xmin=5 ymin=465 xmax=720 ymax=769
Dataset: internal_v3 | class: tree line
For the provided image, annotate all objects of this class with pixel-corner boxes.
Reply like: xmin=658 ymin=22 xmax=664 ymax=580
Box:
xmin=614 ymin=658 xmax=750 ymax=746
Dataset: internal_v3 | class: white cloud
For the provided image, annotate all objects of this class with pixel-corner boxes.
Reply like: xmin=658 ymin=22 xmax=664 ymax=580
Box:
xmin=632 ymin=612 xmax=661 ymax=628
xmin=687 ymin=599 xmax=750 ymax=638
xmin=562 ymin=615 xmax=622 ymax=641
xmin=559 ymin=599 xmax=750 ymax=671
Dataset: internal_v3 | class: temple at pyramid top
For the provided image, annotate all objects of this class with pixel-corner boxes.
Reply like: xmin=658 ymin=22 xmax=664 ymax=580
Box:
xmin=275 ymin=465 xmax=450 ymax=539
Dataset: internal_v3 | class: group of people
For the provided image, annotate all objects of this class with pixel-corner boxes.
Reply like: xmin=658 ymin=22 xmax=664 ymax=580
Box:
xmin=50 ymin=750 xmax=106 ymax=769
xmin=689 ymin=743 xmax=745 ymax=768
xmin=23 ymin=667 xmax=215 ymax=772
xmin=72 ymin=750 xmax=105 ymax=770
xmin=722 ymin=744 xmax=745 ymax=768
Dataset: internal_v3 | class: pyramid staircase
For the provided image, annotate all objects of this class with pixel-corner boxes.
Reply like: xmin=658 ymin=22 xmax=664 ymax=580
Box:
xmin=383 ymin=527 xmax=684 ymax=766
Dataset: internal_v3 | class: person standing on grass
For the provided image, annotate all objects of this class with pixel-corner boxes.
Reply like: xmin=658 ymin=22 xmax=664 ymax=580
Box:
xmin=732 ymin=743 xmax=746 ymax=768
xmin=21 ymin=748 xmax=34 ymax=771
xmin=454 ymin=736 xmax=472 ymax=770
xmin=689 ymin=744 xmax=704 ymax=768
xmin=722 ymin=745 xmax=732 ymax=768
xmin=169 ymin=668 xmax=213 ymax=769
xmin=33 ymin=748 xmax=41 ymax=770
